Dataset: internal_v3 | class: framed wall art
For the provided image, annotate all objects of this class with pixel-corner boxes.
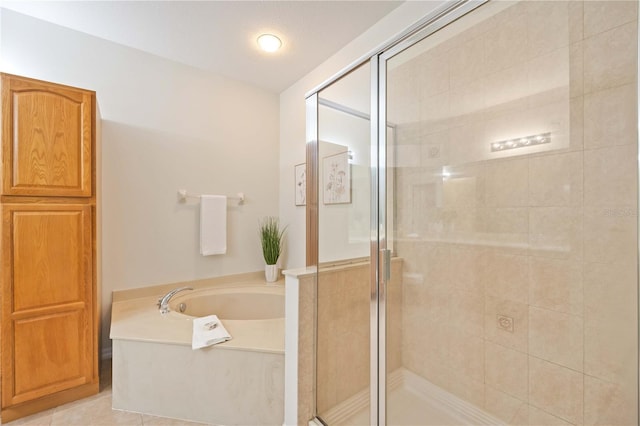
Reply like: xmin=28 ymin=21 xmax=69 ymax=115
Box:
xmin=294 ymin=163 xmax=306 ymax=206
xmin=323 ymin=151 xmax=351 ymax=204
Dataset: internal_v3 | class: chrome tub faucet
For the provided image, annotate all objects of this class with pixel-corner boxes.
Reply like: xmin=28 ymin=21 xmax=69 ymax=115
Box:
xmin=158 ymin=286 xmax=193 ymax=314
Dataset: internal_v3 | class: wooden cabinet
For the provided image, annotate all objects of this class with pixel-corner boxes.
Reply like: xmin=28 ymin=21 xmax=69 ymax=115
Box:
xmin=0 ymin=74 xmax=98 ymax=422
xmin=2 ymin=204 xmax=94 ymax=405
xmin=2 ymin=74 xmax=93 ymax=197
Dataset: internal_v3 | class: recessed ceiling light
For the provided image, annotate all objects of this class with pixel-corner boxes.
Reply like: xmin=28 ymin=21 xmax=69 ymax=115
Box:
xmin=257 ymin=34 xmax=282 ymax=53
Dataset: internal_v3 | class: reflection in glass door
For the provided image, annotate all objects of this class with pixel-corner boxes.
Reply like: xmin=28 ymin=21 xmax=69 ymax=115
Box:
xmin=315 ymin=63 xmax=373 ymax=425
xmin=381 ymin=1 xmax=637 ymax=425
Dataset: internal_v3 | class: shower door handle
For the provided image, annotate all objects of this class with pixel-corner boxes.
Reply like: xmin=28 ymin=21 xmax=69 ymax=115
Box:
xmin=380 ymin=248 xmax=392 ymax=282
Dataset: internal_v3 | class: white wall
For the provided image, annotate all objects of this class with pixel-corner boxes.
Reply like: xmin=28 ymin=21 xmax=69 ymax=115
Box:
xmin=1 ymin=10 xmax=280 ymax=355
xmin=279 ymin=1 xmax=445 ymax=269
xmin=1 ymin=1 xmax=447 ymax=355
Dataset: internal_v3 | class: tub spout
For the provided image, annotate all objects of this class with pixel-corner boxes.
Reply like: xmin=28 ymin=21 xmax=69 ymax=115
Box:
xmin=158 ymin=286 xmax=193 ymax=314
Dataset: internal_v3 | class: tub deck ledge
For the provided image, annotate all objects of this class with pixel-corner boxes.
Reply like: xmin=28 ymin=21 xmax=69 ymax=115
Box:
xmin=110 ymin=278 xmax=285 ymax=355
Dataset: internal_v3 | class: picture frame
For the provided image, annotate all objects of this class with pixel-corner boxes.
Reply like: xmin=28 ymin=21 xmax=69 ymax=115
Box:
xmin=294 ymin=163 xmax=306 ymax=206
xmin=323 ymin=151 xmax=351 ymax=204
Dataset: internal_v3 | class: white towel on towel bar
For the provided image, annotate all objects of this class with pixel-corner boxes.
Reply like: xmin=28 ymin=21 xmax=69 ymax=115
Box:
xmin=200 ymin=195 xmax=227 ymax=255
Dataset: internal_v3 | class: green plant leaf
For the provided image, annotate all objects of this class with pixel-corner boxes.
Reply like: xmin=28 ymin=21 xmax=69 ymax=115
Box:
xmin=259 ymin=216 xmax=287 ymax=265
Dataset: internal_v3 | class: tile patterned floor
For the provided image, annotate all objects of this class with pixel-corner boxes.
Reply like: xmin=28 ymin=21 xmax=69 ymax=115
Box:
xmin=2 ymin=360 xmax=205 ymax=426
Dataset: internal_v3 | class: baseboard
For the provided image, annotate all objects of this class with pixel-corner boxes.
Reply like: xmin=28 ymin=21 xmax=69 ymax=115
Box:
xmin=1 ymin=382 xmax=99 ymax=423
xmin=319 ymin=368 xmax=503 ymax=425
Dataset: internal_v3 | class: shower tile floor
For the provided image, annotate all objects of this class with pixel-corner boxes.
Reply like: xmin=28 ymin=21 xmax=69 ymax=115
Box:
xmin=0 ymin=360 xmax=205 ymax=426
xmin=338 ymin=386 xmax=468 ymax=426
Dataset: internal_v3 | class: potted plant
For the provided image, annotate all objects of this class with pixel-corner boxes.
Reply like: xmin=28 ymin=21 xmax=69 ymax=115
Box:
xmin=259 ymin=216 xmax=286 ymax=282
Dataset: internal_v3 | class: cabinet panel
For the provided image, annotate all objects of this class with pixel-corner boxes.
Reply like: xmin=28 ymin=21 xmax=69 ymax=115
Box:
xmin=13 ymin=209 xmax=86 ymax=311
xmin=13 ymin=311 xmax=86 ymax=402
xmin=2 ymin=74 xmax=93 ymax=197
xmin=1 ymin=204 xmax=94 ymax=409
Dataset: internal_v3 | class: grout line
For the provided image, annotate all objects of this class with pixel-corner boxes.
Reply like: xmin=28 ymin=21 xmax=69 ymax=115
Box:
xmin=580 ymin=6 xmax=587 ymax=418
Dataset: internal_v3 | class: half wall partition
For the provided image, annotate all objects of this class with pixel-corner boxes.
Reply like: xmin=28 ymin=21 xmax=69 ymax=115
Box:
xmin=307 ymin=1 xmax=639 ymax=425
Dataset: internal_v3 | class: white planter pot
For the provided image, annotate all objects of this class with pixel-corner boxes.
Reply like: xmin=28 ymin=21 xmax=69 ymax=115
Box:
xmin=265 ymin=264 xmax=279 ymax=282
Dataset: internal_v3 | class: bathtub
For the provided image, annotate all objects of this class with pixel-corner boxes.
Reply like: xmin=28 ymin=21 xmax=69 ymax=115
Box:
xmin=171 ymin=285 xmax=285 ymax=320
xmin=109 ymin=273 xmax=285 ymax=425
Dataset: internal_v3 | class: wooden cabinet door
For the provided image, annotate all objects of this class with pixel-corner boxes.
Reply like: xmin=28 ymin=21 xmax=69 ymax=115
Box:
xmin=1 ymin=74 xmax=93 ymax=197
xmin=1 ymin=203 xmax=96 ymax=409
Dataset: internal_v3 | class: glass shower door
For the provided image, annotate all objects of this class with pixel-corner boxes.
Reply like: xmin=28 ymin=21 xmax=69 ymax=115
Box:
xmin=315 ymin=62 xmax=373 ymax=425
xmin=309 ymin=1 xmax=637 ymax=424
xmin=380 ymin=1 xmax=638 ymax=425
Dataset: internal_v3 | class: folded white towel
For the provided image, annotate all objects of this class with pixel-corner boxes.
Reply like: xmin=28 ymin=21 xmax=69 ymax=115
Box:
xmin=200 ymin=195 xmax=227 ymax=255
xmin=192 ymin=315 xmax=232 ymax=350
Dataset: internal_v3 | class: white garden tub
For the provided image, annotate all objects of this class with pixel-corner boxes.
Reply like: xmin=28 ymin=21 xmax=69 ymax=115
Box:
xmin=110 ymin=273 xmax=285 ymax=425
xmin=170 ymin=285 xmax=285 ymax=320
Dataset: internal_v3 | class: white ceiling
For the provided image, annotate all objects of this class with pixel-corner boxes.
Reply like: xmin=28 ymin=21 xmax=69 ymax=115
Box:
xmin=0 ymin=0 xmax=403 ymax=93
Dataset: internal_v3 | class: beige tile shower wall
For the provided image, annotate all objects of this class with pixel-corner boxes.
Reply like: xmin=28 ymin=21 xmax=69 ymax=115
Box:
xmin=393 ymin=1 xmax=638 ymax=425
xmin=297 ymin=275 xmax=316 ymax=426
xmin=316 ymin=259 xmax=403 ymax=415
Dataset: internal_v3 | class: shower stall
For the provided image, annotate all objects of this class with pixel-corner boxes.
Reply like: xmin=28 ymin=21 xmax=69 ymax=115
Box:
xmin=305 ymin=0 xmax=639 ymax=425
